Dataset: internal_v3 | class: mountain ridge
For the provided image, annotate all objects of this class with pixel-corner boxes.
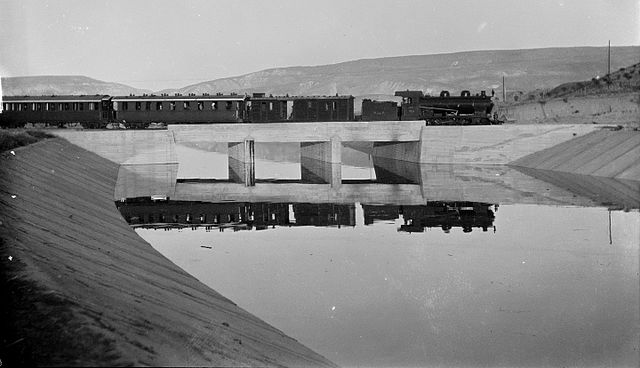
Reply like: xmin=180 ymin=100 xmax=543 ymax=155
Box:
xmin=3 ymin=46 xmax=639 ymax=100
xmin=1 ymin=75 xmax=151 ymax=96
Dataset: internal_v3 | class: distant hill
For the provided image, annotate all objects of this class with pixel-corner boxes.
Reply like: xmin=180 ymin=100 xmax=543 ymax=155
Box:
xmin=1 ymin=75 xmax=150 ymax=96
xmin=3 ymin=47 xmax=638 ymax=103
xmin=163 ymin=46 xmax=640 ymax=101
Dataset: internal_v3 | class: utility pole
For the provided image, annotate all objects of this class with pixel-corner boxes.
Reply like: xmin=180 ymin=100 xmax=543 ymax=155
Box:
xmin=607 ymin=40 xmax=611 ymax=76
xmin=502 ymin=75 xmax=506 ymax=101
xmin=608 ymin=209 xmax=612 ymax=245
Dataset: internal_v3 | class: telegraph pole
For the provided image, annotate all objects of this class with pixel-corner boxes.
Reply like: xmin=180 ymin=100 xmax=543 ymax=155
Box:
xmin=502 ymin=75 xmax=506 ymax=101
xmin=607 ymin=40 xmax=611 ymax=76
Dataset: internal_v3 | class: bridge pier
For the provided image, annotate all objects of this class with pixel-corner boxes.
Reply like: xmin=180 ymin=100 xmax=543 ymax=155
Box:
xmin=371 ymin=140 xmax=422 ymax=163
xmin=372 ymin=156 xmax=421 ymax=184
xmin=300 ymin=137 xmax=342 ymax=187
xmin=228 ymin=140 xmax=255 ymax=186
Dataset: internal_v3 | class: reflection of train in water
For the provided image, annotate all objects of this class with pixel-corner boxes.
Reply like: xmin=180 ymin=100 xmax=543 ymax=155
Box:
xmin=1 ymin=89 xmax=502 ymax=128
xmin=115 ymin=199 xmax=496 ymax=234
xmin=116 ymin=200 xmax=356 ymax=231
xmin=397 ymin=202 xmax=497 ymax=233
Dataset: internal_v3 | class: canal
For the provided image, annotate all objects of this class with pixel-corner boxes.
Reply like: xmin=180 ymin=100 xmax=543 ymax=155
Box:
xmin=115 ymin=142 xmax=639 ymax=367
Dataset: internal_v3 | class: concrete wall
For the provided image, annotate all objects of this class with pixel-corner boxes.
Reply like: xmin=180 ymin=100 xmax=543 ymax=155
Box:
xmin=418 ymin=124 xmax=600 ymax=164
xmin=54 ymin=130 xmax=177 ymax=165
xmin=169 ymin=121 xmax=425 ymax=143
xmin=512 ymin=129 xmax=640 ymax=181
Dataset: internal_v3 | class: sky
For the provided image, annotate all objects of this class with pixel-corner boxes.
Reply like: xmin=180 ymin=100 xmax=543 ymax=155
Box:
xmin=1 ymin=0 xmax=638 ymax=90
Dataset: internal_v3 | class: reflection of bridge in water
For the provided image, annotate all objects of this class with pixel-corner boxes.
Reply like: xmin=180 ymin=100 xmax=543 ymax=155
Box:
xmin=115 ymin=153 xmax=640 ymax=209
xmin=116 ymin=199 xmax=497 ymax=234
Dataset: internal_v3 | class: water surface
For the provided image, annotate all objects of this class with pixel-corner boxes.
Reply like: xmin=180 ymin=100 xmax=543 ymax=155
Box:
xmin=117 ymin=142 xmax=640 ymax=367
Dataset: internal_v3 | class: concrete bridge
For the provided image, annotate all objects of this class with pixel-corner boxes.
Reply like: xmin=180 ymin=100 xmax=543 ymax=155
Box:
xmin=54 ymin=122 xmax=600 ymax=169
xmin=166 ymin=122 xmax=600 ymax=187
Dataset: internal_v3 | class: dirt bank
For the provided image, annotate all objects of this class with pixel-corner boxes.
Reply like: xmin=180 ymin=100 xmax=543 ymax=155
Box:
xmin=0 ymin=138 xmax=336 ymax=366
xmin=496 ymin=92 xmax=639 ymax=126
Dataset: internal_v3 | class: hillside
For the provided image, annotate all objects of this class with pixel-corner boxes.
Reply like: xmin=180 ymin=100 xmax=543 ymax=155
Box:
xmin=507 ymin=62 xmax=640 ymax=103
xmin=164 ymin=47 xmax=640 ymax=99
xmin=1 ymin=75 xmax=150 ymax=96
xmin=3 ymin=47 xmax=638 ymax=103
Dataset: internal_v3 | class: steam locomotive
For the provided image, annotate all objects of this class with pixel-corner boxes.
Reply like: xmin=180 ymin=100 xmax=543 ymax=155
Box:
xmin=363 ymin=90 xmax=501 ymax=125
xmin=0 ymin=89 xmax=501 ymax=129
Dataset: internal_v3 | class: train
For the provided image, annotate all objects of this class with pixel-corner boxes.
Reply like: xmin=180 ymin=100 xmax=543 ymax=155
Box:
xmin=0 ymin=89 xmax=502 ymax=129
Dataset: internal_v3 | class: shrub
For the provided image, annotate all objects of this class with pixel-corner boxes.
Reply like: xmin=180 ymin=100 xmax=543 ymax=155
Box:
xmin=0 ymin=130 xmax=53 ymax=152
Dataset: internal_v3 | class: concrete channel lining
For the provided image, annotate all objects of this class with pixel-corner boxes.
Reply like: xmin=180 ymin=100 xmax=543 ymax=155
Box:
xmin=0 ymin=138 xmax=337 ymax=366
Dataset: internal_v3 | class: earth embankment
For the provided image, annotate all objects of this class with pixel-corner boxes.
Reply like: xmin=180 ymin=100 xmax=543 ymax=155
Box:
xmin=0 ymin=138 xmax=336 ymax=366
xmin=496 ymin=92 xmax=639 ymax=126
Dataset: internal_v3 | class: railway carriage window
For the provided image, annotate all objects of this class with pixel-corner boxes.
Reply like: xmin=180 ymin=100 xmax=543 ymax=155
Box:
xmin=156 ymin=102 xmax=163 ymax=110
xmin=89 ymin=102 xmax=95 ymax=110
xmin=197 ymin=101 xmax=203 ymax=111
xmin=183 ymin=101 xmax=190 ymax=110
xmin=23 ymin=103 xmax=29 ymax=111
xmin=122 ymin=102 xmax=129 ymax=111
xmin=261 ymin=102 xmax=266 ymax=112
xmin=135 ymin=102 xmax=142 ymax=111
xmin=332 ymin=101 xmax=337 ymax=110
xmin=36 ymin=103 xmax=42 ymax=111
xmin=324 ymin=102 xmax=329 ymax=111
xmin=72 ymin=102 xmax=79 ymax=111
xmin=226 ymin=101 xmax=232 ymax=110
xmin=269 ymin=102 xmax=273 ymax=111
xmin=64 ymin=103 xmax=69 ymax=111
xmin=79 ymin=102 xmax=83 ymax=111
xmin=170 ymin=102 xmax=176 ymax=111
xmin=212 ymin=101 xmax=218 ymax=110
xmin=146 ymin=102 xmax=151 ymax=110
xmin=51 ymin=103 xmax=56 ymax=111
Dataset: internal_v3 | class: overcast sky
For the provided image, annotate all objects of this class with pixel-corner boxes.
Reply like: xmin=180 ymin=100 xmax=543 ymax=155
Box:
xmin=1 ymin=0 xmax=638 ymax=90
